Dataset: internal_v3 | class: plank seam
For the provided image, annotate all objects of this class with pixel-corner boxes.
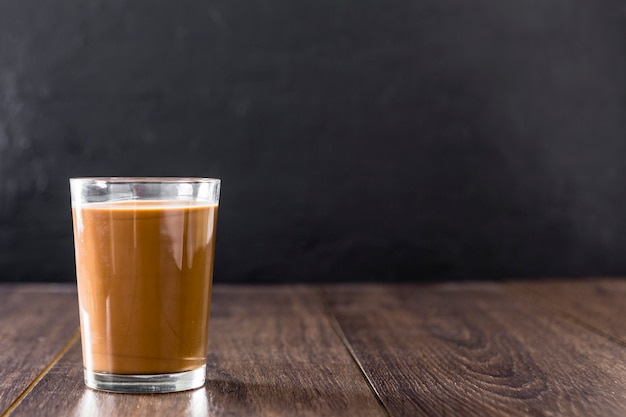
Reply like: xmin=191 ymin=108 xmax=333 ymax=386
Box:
xmin=1 ymin=329 xmax=80 ymax=417
xmin=317 ymin=288 xmax=394 ymax=417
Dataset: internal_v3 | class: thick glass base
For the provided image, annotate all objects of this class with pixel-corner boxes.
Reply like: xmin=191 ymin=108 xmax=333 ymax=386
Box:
xmin=84 ymin=365 xmax=206 ymax=393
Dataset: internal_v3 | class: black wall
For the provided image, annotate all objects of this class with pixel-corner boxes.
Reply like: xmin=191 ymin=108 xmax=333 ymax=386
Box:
xmin=0 ymin=0 xmax=624 ymax=283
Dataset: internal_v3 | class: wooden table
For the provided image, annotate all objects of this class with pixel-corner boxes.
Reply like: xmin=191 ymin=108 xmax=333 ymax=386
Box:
xmin=1 ymin=279 xmax=626 ymax=417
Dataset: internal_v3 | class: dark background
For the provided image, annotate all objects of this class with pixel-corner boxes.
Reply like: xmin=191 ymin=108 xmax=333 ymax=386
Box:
xmin=0 ymin=0 xmax=624 ymax=283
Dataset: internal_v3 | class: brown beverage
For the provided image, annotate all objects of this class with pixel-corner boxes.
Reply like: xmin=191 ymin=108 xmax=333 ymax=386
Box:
xmin=73 ymin=200 xmax=218 ymax=375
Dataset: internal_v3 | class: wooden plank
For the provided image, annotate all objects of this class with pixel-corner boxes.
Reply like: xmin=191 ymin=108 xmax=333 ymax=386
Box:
xmin=323 ymin=283 xmax=626 ymax=417
xmin=0 ymin=284 xmax=79 ymax=414
xmin=515 ymin=278 xmax=626 ymax=343
xmin=5 ymin=342 xmax=224 ymax=417
xmin=9 ymin=286 xmax=385 ymax=417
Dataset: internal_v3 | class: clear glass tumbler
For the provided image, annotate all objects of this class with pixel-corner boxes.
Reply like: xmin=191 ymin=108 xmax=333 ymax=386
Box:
xmin=70 ymin=178 xmax=220 ymax=393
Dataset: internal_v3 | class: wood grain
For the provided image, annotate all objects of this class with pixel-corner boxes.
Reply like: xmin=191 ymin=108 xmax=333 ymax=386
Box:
xmin=515 ymin=278 xmax=626 ymax=343
xmin=8 ymin=285 xmax=385 ymax=417
xmin=322 ymin=283 xmax=626 ymax=417
xmin=6 ymin=342 xmax=223 ymax=417
xmin=0 ymin=284 xmax=79 ymax=413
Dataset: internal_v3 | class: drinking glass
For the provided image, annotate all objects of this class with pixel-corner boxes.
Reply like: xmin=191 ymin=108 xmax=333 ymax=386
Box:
xmin=70 ymin=177 xmax=220 ymax=393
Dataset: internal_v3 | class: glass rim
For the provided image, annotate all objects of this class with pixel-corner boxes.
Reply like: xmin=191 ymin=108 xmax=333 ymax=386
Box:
xmin=70 ymin=177 xmax=220 ymax=184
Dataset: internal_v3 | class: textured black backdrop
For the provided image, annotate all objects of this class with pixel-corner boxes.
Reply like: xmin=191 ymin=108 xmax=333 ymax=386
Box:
xmin=0 ymin=0 xmax=625 ymax=283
